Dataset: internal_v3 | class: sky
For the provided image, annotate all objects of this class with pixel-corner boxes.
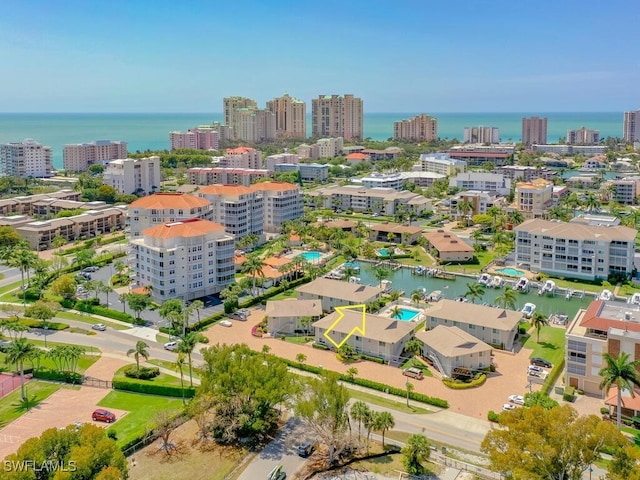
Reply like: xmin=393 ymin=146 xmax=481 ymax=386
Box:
xmin=0 ymin=0 xmax=638 ymax=113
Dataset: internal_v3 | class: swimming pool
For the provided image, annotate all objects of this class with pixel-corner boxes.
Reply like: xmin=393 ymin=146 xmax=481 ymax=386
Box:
xmin=392 ymin=307 xmax=421 ymax=321
xmin=495 ymin=267 xmax=525 ymax=277
xmin=377 ymin=249 xmax=390 ymax=257
xmin=298 ymin=251 xmax=322 ymax=262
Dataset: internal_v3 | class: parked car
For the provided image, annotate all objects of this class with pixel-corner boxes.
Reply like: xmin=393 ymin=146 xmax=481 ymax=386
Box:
xmin=219 ymin=320 xmax=233 ymax=327
xmin=502 ymin=403 xmax=517 ymax=411
xmin=402 ymin=367 xmax=424 ymax=380
xmin=508 ymin=395 xmax=525 ymax=405
xmin=530 ymin=357 xmax=552 ymax=368
xmin=92 ymin=409 xmax=116 ymax=423
xmin=164 ymin=341 xmax=180 ymax=351
xmin=83 ymin=266 xmax=99 ymax=273
xmin=528 ymin=365 xmax=544 ymax=376
xmin=297 ymin=440 xmax=317 ymax=458
xmin=92 ymin=323 xmax=106 ymax=331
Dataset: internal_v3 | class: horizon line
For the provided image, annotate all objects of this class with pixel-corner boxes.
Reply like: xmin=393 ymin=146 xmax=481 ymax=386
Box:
xmin=0 ymin=111 xmax=626 ymax=115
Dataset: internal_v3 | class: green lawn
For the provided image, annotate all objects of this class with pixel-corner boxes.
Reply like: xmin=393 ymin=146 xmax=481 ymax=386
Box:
xmin=269 ymin=289 xmax=297 ymax=301
xmin=552 ymin=278 xmax=603 ymax=294
xmin=55 ymin=311 xmax=130 ymax=330
xmin=0 ymin=352 xmax=100 ymax=374
xmin=98 ymin=390 xmax=184 ymax=447
xmin=0 ymin=381 xmax=63 ymax=426
xmin=445 ymin=250 xmax=497 ymax=274
xmin=0 ymin=281 xmax=22 ymax=296
xmin=522 ymin=324 xmax=566 ymax=366
xmin=347 ymin=387 xmax=431 ymax=414
xmin=283 ymin=335 xmax=312 ymax=344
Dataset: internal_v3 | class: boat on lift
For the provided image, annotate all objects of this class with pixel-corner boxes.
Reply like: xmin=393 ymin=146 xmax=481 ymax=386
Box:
xmin=629 ymin=292 xmax=640 ymax=305
xmin=598 ymin=289 xmax=613 ymax=301
xmin=521 ymin=303 xmax=536 ymax=318
xmin=515 ymin=277 xmax=529 ymax=292
xmin=539 ymin=279 xmax=556 ymax=295
xmin=478 ymin=273 xmax=492 ymax=286
xmin=489 ymin=276 xmax=504 ymax=288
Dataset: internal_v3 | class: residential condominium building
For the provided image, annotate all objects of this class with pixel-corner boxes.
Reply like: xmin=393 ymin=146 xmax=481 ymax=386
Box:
xmin=511 ymin=178 xmax=554 ymax=218
xmin=606 ymin=177 xmax=640 ymax=205
xmin=223 ymin=96 xmax=257 ymax=140
xmin=307 ymin=185 xmax=432 ymax=216
xmin=102 ymin=156 xmax=161 ymax=195
xmin=463 ymin=126 xmax=499 ymax=144
xmin=196 ymin=184 xmax=264 ymax=239
xmin=169 ymin=127 xmax=219 ymax=151
xmin=0 ymin=139 xmax=52 ymax=178
xmin=317 ymin=137 xmax=344 ymax=158
xmin=297 ymin=277 xmax=383 ymax=312
xmin=251 ymin=182 xmax=303 ymax=233
xmin=445 ymin=146 xmax=512 ymax=167
xmin=449 ymin=191 xmax=505 ymax=220
xmin=514 ymin=218 xmax=636 ymax=281
xmin=532 ymin=145 xmax=607 ymax=156
xmin=623 ymin=109 xmax=640 ymax=143
xmin=393 ymin=114 xmax=438 ymax=142
xmin=130 ymin=218 xmax=235 ymax=303
xmin=265 ymin=153 xmax=299 ymax=171
xmin=449 ymin=172 xmax=511 ymax=196
xmin=236 ymin=108 xmax=276 ymax=143
xmin=311 ymin=94 xmax=363 ymax=141
xmin=496 ymin=165 xmax=556 ymax=182
xmin=219 ymin=147 xmax=262 ymax=170
xmin=565 ymin=300 xmax=640 ymax=398
xmin=274 ymin=163 xmax=329 ymax=182
xmin=63 ymin=140 xmax=128 ymax=172
xmin=567 ymin=127 xmax=600 ymax=145
xmin=522 ymin=116 xmax=548 ymax=146
xmin=417 ymin=153 xmax=467 ymax=175
xmin=0 ymin=189 xmax=80 ymax=216
xmin=186 ymin=167 xmax=270 ymax=186
xmin=128 ymin=193 xmax=214 ymax=238
xmin=296 ymin=143 xmax=320 ymax=160
xmin=357 ymin=172 xmax=445 ymax=190
xmin=266 ymin=94 xmax=306 ymax=139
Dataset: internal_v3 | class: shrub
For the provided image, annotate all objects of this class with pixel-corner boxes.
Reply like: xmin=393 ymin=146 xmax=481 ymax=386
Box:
xmin=112 ymin=379 xmax=196 ymax=398
xmin=488 ymin=410 xmax=500 ymax=422
xmin=541 ymin=358 xmax=565 ymax=395
xmin=600 ymin=407 xmax=610 ymax=415
xmin=20 ymin=319 xmax=69 ymax=330
xmin=107 ymin=430 xmax=117 ymax=440
xmin=359 ymin=353 xmax=385 ymax=364
xmin=563 ymin=386 xmax=576 ymax=402
xmin=443 ymin=374 xmax=487 ymax=389
xmin=124 ymin=366 xmax=160 ymax=380
xmin=33 ymin=369 xmax=82 ymax=384
xmin=311 ymin=342 xmax=330 ymax=351
xmin=75 ymin=302 xmax=137 ymax=324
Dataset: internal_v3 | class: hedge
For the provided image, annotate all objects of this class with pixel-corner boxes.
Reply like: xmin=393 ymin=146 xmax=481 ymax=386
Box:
xmin=124 ymin=366 xmax=160 ymax=380
xmin=541 ymin=358 xmax=565 ymax=395
xmin=33 ymin=369 xmax=82 ymax=384
xmin=20 ymin=319 xmax=69 ymax=331
xmin=443 ymin=374 xmax=487 ymax=389
xmin=312 ymin=342 xmax=330 ymax=351
xmin=563 ymin=386 xmax=576 ymax=402
xmin=112 ymin=379 xmax=196 ymax=398
xmin=359 ymin=353 xmax=385 ymax=364
xmin=75 ymin=302 xmax=138 ymax=324
xmin=281 ymin=358 xmax=449 ymax=409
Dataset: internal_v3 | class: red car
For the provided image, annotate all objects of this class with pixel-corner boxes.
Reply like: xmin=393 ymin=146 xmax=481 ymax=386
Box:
xmin=92 ymin=409 xmax=116 ymax=423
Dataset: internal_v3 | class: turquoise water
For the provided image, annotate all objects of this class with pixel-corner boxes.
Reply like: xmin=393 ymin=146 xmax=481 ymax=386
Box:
xmin=0 ymin=112 xmax=623 ymax=169
xmin=495 ymin=267 xmax=525 ymax=277
xmin=298 ymin=251 xmax=321 ymax=262
xmin=393 ymin=308 xmax=420 ymax=321
xmin=377 ymin=249 xmax=390 ymax=257
xmin=358 ymin=262 xmax=596 ymax=320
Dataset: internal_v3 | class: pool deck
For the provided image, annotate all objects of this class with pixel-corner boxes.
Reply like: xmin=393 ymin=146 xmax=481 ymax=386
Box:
xmin=487 ymin=264 xmax=537 ymax=279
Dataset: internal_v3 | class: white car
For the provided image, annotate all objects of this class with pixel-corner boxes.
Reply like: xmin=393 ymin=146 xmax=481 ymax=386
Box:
xmin=164 ymin=341 xmax=179 ymax=351
xmin=502 ymin=403 xmax=517 ymax=411
xmin=220 ymin=320 xmax=232 ymax=327
xmin=508 ymin=395 xmax=525 ymax=405
xmin=528 ymin=365 xmax=544 ymax=376
xmin=92 ymin=323 xmax=106 ymax=331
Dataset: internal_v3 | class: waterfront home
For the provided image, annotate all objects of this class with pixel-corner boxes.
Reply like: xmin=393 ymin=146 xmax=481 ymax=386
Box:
xmin=296 ymin=277 xmax=384 ymax=312
xmin=422 ymin=230 xmax=474 ymax=262
xmin=368 ymin=223 xmax=422 ymax=245
xmin=265 ymin=299 xmax=323 ymax=336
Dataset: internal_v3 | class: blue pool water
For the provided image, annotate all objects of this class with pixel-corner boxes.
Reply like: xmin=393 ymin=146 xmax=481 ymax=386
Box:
xmin=298 ymin=251 xmax=322 ymax=262
xmin=344 ymin=261 xmax=359 ymax=269
xmin=377 ymin=249 xmax=390 ymax=257
xmin=495 ymin=267 xmax=525 ymax=277
xmin=392 ymin=308 xmax=420 ymax=321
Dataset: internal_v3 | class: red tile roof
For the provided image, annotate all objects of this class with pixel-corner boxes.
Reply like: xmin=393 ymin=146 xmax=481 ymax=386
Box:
xmin=346 ymin=153 xmax=369 ymax=160
xmin=250 ymin=182 xmax=299 ymax=192
xmin=198 ymin=184 xmax=253 ymax=195
xmin=604 ymin=387 xmax=640 ymax=410
xmin=226 ymin=147 xmax=255 ymax=154
xmin=141 ymin=218 xmax=225 ymax=238
xmin=130 ymin=193 xmax=211 ymax=210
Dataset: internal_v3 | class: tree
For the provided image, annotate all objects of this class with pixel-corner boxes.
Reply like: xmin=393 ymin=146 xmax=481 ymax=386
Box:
xmin=374 ymin=266 xmax=389 ymax=288
xmin=405 ymin=338 xmax=423 ymax=358
xmin=530 ymin=311 xmax=548 ymax=342
xmin=4 ymin=338 xmax=36 ymax=399
xmin=126 ymin=340 xmax=149 ymax=372
xmin=464 ymin=282 xmax=485 ymax=304
xmin=405 ymin=381 xmax=414 ymax=406
xmin=373 ymin=411 xmax=395 ymax=447
xmin=401 ymin=433 xmax=431 ymax=475
xmin=524 ymin=391 xmax=559 ymax=409
xmin=481 ymin=405 xmax=626 ymax=480
xmin=390 ymin=305 xmax=402 ymax=319
xmin=118 ymin=293 xmax=129 ymax=313
xmin=346 ymin=366 xmax=358 ymax=382
xmin=410 ymin=289 xmax=423 ymax=307
xmin=296 ymin=372 xmax=351 ymax=467
xmin=350 ymin=401 xmax=370 ymax=439
xmin=127 ymin=292 xmax=151 ymax=323
xmin=50 ymin=274 xmax=77 ymax=299
xmin=495 ymin=285 xmax=517 ymax=310
xmin=153 ymin=410 xmax=181 ymax=455
xmin=599 ymin=352 xmax=640 ymax=429
xmin=175 ymin=353 xmax=187 ymax=404
xmin=178 ymin=332 xmax=199 ymax=387
xmin=189 ymin=299 xmax=204 ymax=324
xmin=0 ymin=226 xmax=23 ymax=248
xmin=72 ymin=248 xmax=96 ymax=270
xmin=24 ymin=300 xmax=58 ymax=329
xmin=607 ymin=444 xmax=640 ymax=480
xmin=295 ymin=353 xmax=307 ymax=365
xmin=8 ymin=247 xmax=38 ymax=292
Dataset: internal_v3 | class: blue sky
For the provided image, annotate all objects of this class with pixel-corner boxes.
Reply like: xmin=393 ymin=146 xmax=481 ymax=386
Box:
xmin=0 ymin=0 xmax=638 ymax=113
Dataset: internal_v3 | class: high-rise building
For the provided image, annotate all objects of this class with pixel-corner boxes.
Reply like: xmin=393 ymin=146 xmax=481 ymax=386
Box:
xmin=311 ymin=94 xmax=363 ymax=141
xmin=102 ymin=156 xmax=161 ymax=196
xmin=266 ymin=94 xmax=307 ymax=139
xmin=566 ymin=127 xmax=600 ymax=145
xmin=169 ymin=128 xmax=219 ymax=151
xmin=197 ymin=184 xmax=264 ymax=238
xmin=63 ymin=140 xmax=127 ymax=173
xmin=0 ymin=138 xmax=52 ymax=178
xmin=463 ymin=126 xmax=500 ymax=144
xmin=623 ymin=109 xmax=640 ymax=143
xmin=219 ymin=147 xmax=262 ymax=169
xmin=223 ymin=96 xmax=258 ymax=139
xmin=250 ymin=182 xmax=303 ymax=232
xmin=236 ymin=108 xmax=276 ymax=143
xmin=393 ymin=114 xmax=438 ymax=142
xmin=522 ymin=116 xmax=548 ymax=146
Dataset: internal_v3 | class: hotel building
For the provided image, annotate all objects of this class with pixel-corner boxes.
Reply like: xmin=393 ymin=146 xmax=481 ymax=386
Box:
xmin=417 ymin=153 xmax=467 ymax=175
xmin=219 ymin=147 xmax=263 ymax=170
xmin=514 ymin=219 xmax=636 ymax=281
xmin=130 ymin=218 xmax=235 ymax=302
xmin=0 ymin=139 xmax=52 ymax=178
xmin=197 ymin=185 xmax=264 ymax=238
xmin=623 ymin=109 xmax=640 ymax=143
xmin=463 ymin=126 xmax=499 ymax=144
xmin=169 ymin=127 xmax=219 ymax=151
xmin=102 ymin=156 xmax=161 ymax=195
xmin=128 ymin=193 xmax=214 ymax=237
xmin=393 ymin=114 xmax=438 ymax=142
xmin=266 ymin=94 xmax=306 ymax=139
xmin=186 ymin=167 xmax=270 ymax=186
xmin=63 ymin=140 xmax=128 ymax=172
xmin=251 ymin=182 xmax=304 ymax=233
xmin=567 ymin=127 xmax=600 ymax=145
xmin=311 ymin=95 xmax=363 ymax=141
xmin=522 ymin=116 xmax=548 ymax=146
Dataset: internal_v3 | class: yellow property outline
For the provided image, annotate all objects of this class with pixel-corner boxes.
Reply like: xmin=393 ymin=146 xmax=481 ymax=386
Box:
xmin=323 ymin=304 xmax=367 ymax=349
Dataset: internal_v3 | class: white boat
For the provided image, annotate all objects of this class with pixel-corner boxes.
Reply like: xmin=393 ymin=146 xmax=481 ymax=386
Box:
xmin=489 ymin=276 xmax=504 ymax=288
xmin=348 ymin=276 xmax=361 ymax=284
xmin=415 ymin=266 xmax=424 ymax=275
xmin=428 ymin=290 xmax=443 ymax=302
xmin=455 ymin=296 xmax=469 ymax=303
xmin=599 ymin=289 xmax=613 ymax=301
xmin=521 ymin=303 xmax=536 ymax=318
xmin=381 ymin=279 xmax=393 ymax=292
xmin=478 ymin=273 xmax=492 ymax=286
xmin=541 ymin=280 xmax=556 ymax=294
xmin=515 ymin=277 xmax=529 ymax=292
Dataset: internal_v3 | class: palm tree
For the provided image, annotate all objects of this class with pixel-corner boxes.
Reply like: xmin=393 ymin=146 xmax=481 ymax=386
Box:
xmin=374 ymin=267 xmax=389 ymax=288
xmin=495 ymin=285 xmax=517 ymax=310
xmin=126 ymin=340 xmax=150 ymax=373
xmin=373 ymin=411 xmax=395 ymax=448
xmin=178 ymin=332 xmax=199 ymax=386
xmin=342 ymin=266 xmax=359 ymax=281
xmin=189 ymin=300 xmax=204 ymax=325
xmin=584 ymin=193 xmax=599 ymax=212
xmin=350 ymin=401 xmax=371 ymax=439
xmin=507 ymin=210 xmax=524 ymax=226
xmin=405 ymin=338 xmax=423 ymax=358
xmin=388 ymin=290 xmax=401 ymax=303
xmin=102 ymin=283 xmax=114 ymax=306
xmin=241 ymin=254 xmax=266 ymax=296
xmin=8 ymin=248 xmax=38 ymax=291
xmin=5 ymin=338 xmax=35 ymax=400
xmin=530 ymin=312 xmax=548 ymax=342
xmin=599 ymin=352 xmax=640 ymax=429
xmin=456 ymin=200 xmax=473 ymax=225
xmin=464 ymin=282 xmax=485 ymax=304
xmin=410 ymin=289 xmax=423 ymax=307
xmin=486 ymin=206 xmax=502 ymax=230
xmin=174 ymin=353 xmax=188 ymax=405
xmin=391 ymin=306 xmax=402 ymax=319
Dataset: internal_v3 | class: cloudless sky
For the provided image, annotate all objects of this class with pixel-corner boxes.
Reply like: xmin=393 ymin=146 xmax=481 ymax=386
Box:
xmin=0 ymin=0 xmax=638 ymax=113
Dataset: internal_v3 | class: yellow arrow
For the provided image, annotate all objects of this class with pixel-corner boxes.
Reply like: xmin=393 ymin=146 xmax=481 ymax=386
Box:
xmin=323 ymin=304 xmax=367 ymax=349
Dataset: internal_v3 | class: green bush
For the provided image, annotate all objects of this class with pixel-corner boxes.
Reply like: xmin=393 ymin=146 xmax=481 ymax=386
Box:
xmin=488 ymin=410 xmax=500 ymax=422
xmin=33 ymin=369 xmax=82 ymax=384
xmin=312 ymin=342 xmax=330 ymax=351
xmin=541 ymin=358 xmax=565 ymax=395
xmin=600 ymin=407 xmax=610 ymax=415
xmin=563 ymin=386 xmax=576 ymax=402
xmin=20 ymin=319 xmax=69 ymax=330
xmin=443 ymin=374 xmax=487 ymax=389
xmin=359 ymin=353 xmax=385 ymax=364
xmin=75 ymin=302 xmax=137 ymax=324
xmin=124 ymin=366 xmax=160 ymax=380
xmin=112 ymin=379 xmax=196 ymax=398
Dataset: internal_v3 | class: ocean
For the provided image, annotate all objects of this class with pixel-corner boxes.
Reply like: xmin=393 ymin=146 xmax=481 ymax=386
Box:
xmin=0 ymin=112 xmax=624 ymax=170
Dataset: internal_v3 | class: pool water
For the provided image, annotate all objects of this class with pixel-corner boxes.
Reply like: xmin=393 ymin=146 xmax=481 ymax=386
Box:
xmin=377 ymin=249 xmax=390 ymax=257
xmin=392 ymin=308 xmax=420 ymax=321
xmin=298 ymin=251 xmax=321 ymax=262
xmin=495 ymin=267 xmax=525 ymax=277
